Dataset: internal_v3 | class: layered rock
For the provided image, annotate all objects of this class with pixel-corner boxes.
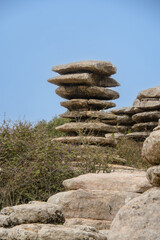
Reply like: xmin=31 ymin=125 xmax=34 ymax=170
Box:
xmin=127 ymin=86 xmax=160 ymax=140
xmin=48 ymin=60 xmax=120 ymax=145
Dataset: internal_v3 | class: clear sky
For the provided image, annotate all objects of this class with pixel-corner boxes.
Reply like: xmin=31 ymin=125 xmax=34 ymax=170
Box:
xmin=0 ymin=0 xmax=160 ymax=123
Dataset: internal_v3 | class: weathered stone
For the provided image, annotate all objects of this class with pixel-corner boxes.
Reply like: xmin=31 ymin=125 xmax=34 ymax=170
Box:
xmin=108 ymin=188 xmax=160 ymax=240
xmin=52 ymin=60 xmax=117 ymax=75
xmin=105 ymin=133 xmax=125 ymax=140
xmin=146 ymin=165 xmax=160 ymax=186
xmin=56 ymin=122 xmax=118 ymax=134
xmin=61 ymin=99 xmax=116 ymax=111
xmin=1 ymin=224 xmax=107 ymax=240
xmin=102 ymin=119 xmax=117 ymax=125
xmin=60 ymin=110 xmax=117 ymax=120
xmin=132 ymin=121 xmax=158 ymax=131
xmin=133 ymin=98 xmax=160 ymax=110
xmin=63 ymin=171 xmax=151 ymax=193
xmin=126 ymin=131 xmax=151 ymax=140
xmin=110 ymin=107 xmax=135 ymax=115
xmin=64 ymin=218 xmax=111 ymax=230
xmin=0 ymin=228 xmax=11 ymax=240
xmin=0 ymin=202 xmax=64 ymax=228
xmin=116 ymin=115 xmax=133 ymax=125
xmin=132 ymin=110 xmax=160 ymax=123
xmin=56 ymin=85 xmax=119 ymax=100
xmin=48 ymin=72 xmax=120 ymax=87
xmin=116 ymin=125 xmax=130 ymax=133
xmin=52 ymin=136 xmax=116 ymax=146
xmin=48 ymin=189 xmax=139 ymax=227
xmin=137 ymin=85 xmax=160 ymax=99
xmin=142 ymin=129 xmax=160 ymax=164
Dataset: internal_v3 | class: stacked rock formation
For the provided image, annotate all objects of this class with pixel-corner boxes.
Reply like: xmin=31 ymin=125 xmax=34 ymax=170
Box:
xmin=142 ymin=119 xmax=160 ymax=187
xmin=127 ymin=86 xmax=160 ymax=140
xmin=48 ymin=60 xmax=120 ymax=146
xmin=106 ymin=107 xmax=135 ymax=136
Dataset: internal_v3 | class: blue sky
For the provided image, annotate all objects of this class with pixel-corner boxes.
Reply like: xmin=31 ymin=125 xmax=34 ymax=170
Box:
xmin=0 ymin=0 xmax=160 ymax=123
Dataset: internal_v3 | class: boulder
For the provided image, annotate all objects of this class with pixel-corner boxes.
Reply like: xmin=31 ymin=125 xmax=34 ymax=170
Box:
xmin=137 ymin=85 xmax=160 ymax=99
xmin=0 ymin=202 xmax=64 ymax=228
xmin=51 ymin=136 xmax=116 ymax=146
xmin=146 ymin=165 xmax=160 ymax=186
xmin=63 ymin=171 xmax=151 ymax=193
xmin=48 ymin=72 xmax=120 ymax=87
xmin=142 ymin=129 xmax=160 ymax=164
xmin=55 ymin=122 xmax=118 ymax=134
xmin=132 ymin=111 xmax=160 ymax=123
xmin=52 ymin=60 xmax=117 ymax=75
xmin=60 ymin=110 xmax=117 ymax=120
xmin=56 ymin=85 xmax=119 ymax=100
xmin=108 ymin=188 xmax=160 ymax=240
xmin=61 ymin=99 xmax=116 ymax=111
xmin=132 ymin=121 xmax=158 ymax=131
xmin=0 ymin=224 xmax=107 ymax=240
xmin=48 ymin=189 xmax=139 ymax=228
xmin=133 ymin=98 xmax=160 ymax=110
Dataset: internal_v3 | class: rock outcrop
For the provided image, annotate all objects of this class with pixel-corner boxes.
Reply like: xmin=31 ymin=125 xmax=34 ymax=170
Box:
xmin=48 ymin=60 xmax=120 ymax=145
xmin=108 ymin=187 xmax=160 ymax=240
xmin=127 ymin=86 xmax=160 ymax=140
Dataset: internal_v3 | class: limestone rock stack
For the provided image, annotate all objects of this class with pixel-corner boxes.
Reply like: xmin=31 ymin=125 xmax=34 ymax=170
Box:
xmin=142 ymin=119 xmax=160 ymax=187
xmin=127 ymin=86 xmax=160 ymax=140
xmin=48 ymin=60 xmax=120 ymax=146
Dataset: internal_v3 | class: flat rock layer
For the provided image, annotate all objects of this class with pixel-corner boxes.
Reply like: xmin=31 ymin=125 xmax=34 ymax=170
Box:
xmin=133 ymin=98 xmax=160 ymax=110
xmin=55 ymin=122 xmax=118 ymax=133
xmin=132 ymin=121 xmax=158 ymax=131
xmin=137 ymin=85 xmax=160 ymax=99
xmin=63 ymin=171 xmax=151 ymax=193
xmin=48 ymin=189 xmax=139 ymax=226
xmin=52 ymin=60 xmax=117 ymax=75
xmin=59 ymin=110 xmax=117 ymax=120
xmin=108 ymin=188 xmax=160 ymax=240
xmin=61 ymin=99 xmax=116 ymax=111
xmin=142 ymin=129 xmax=160 ymax=164
xmin=48 ymin=73 xmax=120 ymax=87
xmin=0 ymin=202 xmax=64 ymax=228
xmin=126 ymin=131 xmax=151 ymax=140
xmin=51 ymin=136 xmax=116 ymax=146
xmin=56 ymin=85 xmax=119 ymax=100
xmin=110 ymin=107 xmax=135 ymax=115
xmin=132 ymin=110 xmax=160 ymax=122
xmin=0 ymin=224 xmax=107 ymax=240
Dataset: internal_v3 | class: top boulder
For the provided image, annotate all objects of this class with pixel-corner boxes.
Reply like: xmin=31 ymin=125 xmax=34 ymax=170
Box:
xmin=137 ymin=86 xmax=160 ymax=100
xmin=52 ymin=60 xmax=117 ymax=76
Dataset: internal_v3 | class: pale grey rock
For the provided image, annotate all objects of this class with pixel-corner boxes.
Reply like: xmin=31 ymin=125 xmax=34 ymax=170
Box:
xmin=142 ymin=129 xmax=160 ymax=164
xmin=61 ymin=99 xmax=116 ymax=111
xmin=146 ymin=165 xmax=160 ymax=186
xmin=126 ymin=131 xmax=151 ymax=140
xmin=52 ymin=136 xmax=116 ymax=146
xmin=48 ymin=72 xmax=120 ymax=87
xmin=137 ymin=85 xmax=160 ymax=99
xmin=60 ymin=110 xmax=117 ymax=120
xmin=116 ymin=115 xmax=133 ymax=125
xmin=108 ymin=188 xmax=160 ymax=240
xmin=2 ymin=224 xmax=107 ymax=240
xmin=0 ymin=202 xmax=64 ymax=227
xmin=105 ymin=133 xmax=125 ymax=140
xmin=63 ymin=171 xmax=151 ymax=193
xmin=133 ymin=98 xmax=160 ymax=110
xmin=132 ymin=111 xmax=160 ymax=123
xmin=0 ymin=227 xmax=10 ymax=239
xmin=64 ymin=218 xmax=111 ymax=230
xmin=132 ymin=121 xmax=158 ymax=131
xmin=52 ymin=60 xmax=117 ymax=75
xmin=48 ymin=189 xmax=139 ymax=228
xmin=56 ymin=85 xmax=119 ymax=100
xmin=55 ymin=122 xmax=118 ymax=134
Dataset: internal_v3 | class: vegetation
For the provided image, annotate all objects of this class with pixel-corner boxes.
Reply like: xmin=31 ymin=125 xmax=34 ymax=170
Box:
xmin=0 ymin=117 xmax=150 ymax=209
